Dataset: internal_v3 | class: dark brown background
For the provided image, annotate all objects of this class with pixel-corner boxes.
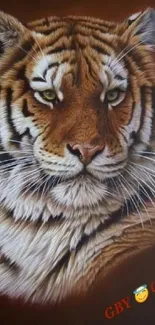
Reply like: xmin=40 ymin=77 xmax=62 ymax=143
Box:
xmin=0 ymin=0 xmax=155 ymax=22
xmin=0 ymin=0 xmax=155 ymax=324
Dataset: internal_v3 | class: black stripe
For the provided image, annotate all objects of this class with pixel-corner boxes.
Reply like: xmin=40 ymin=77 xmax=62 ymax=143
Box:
xmin=0 ymin=251 xmax=20 ymax=273
xmin=75 ymin=18 xmax=116 ymax=28
xmin=21 ymin=129 xmax=32 ymax=139
xmin=0 ymin=146 xmax=15 ymax=166
xmin=130 ymin=131 xmax=137 ymax=143
xmin=47 ymin=40 xmax=76 ymax=55
xmin=80 ymin=35 xmax=113 ymax=57
xmin=32 ymin=77 xmax=45 ymax=82
xmin=45 ymin=32 xmax=66 ymax=51
xmin=150 ymin=87 xmax=155 ymax=141
xmin=75 ymin=30 xmax=114 ymax=55
xmin=13 ymin=38 xmax=35 ymax=65
xmin=6 ymin=88 xmax=22 ymax=145
xmin=78 ymin=22 xmax=110 ymax=33
xmin=16 ymin=66 xmax=26 ymax=80
xmin=126 ymin=50 xmax=144 ymax=74
xmin=0 ymin=40 xmax=4 ymax=55
xmin=16 ymin=66 xmax=31 ymax=94
xmin=41 ymin=58 xmax=75 ymax=84
xmin=77 ymin=42 xmax=85 ymax=50
xmin=28 ymin=18 xmax=61 ymax=29
xmin=43 ymin=62 xmax=59 ymax=79
xmin=44 ymin=251 xmax=71 ymax=278
xmin=128 ymin=18 xmax=135 ymax=26
xmin=127 ymin=101 xmax=135 ymax=125
xmin=84 ymin=55 xmax=98 ymax=83
xmin=137 ymin=86 xmax=146 ymax=137
xmin=22 ymin=99 xmax=34 ymax=117
xmin=44 ymin=17 xmax=50 ymax=27
xmin=118 ymin=129 xmax=128 ymax=144
xmin=75 ymin=213 xmax=118 ymax=253
xmin=36 ymin=28 xmax=54 ymax=36
xmin=47 ymin=46 xmax=68 ymax=55
xmin=36 ymin=25 xmax=67 ymax=36
xmin=48 ymin=62 xmax=59 ymax=69
xmin=91 ymin=33 xmax=115 ymax=50
xmin=92 ymin=45 xmax=110 ymax=55
xmin=115 ymin=74 xmax=126 ymax=81
xmin=36 ymin=212 xmax=64 ymax=226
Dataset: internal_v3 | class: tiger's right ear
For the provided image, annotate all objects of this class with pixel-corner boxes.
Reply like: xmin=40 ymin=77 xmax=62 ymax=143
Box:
xmin=125 ymin=8 xmax=155 ymax=47
xmin=0 ymin=11 xmax=26 ymax=54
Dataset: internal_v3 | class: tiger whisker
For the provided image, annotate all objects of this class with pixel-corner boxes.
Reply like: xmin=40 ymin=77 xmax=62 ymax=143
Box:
xmin=116 ymin=177 xmax=133 ymax=225
xmin=0 ymin=150 xmax=32 ymax=154
xmin=9 ymin=139 xmax=33 ymax=147
xmin=113 ymin=30 xmax=154 ymax=67
xmin=32 ymin=34 xmax=49 ymax=76
xmin=18 ymin=173 xmax=46 ymax=200
xmin=129 ymin=164 xmax=155 ymax=209
xmin=0 ymin=167 xmax=40 ymax=184
xmin=131 ymin=161 xmax=155 ymax=177
xmin=109 ymin=176 xmax=126 ymax=217
xmin=111 ymin=38 xmax=147 ymax=69
xmin=119 ymin=173 xmax=146 ymax=227
xmin=111 ymin=37 xmax=144 ymax=65
xmin=0 ymin=165 xmax=31 ymax=175
xmin=134 ymin=151 xmax=155 ymax=155
xmin=17 ymin=45 xmax=40 ymax=65
xmin=0 ymin=159 xmax=33 ymax=170
xmin=21 ymin=173 xmax=51 ymax=205
xmin=0 ymin=164 xmax=41 ymax=179
xmin=133 ymin=154 xmax=155 ymax=163
xmin=130 ymin=163 xmax=155 ymax=192
xmin=40 ymin=175 xmax=51 ymax=203
xmin=124 ymin=168 xmax=152 ymax=225
xmin=16 ymin=45 xmax=44 ymax=79
xmin=0 ymin=156 xmax=33 ymax=164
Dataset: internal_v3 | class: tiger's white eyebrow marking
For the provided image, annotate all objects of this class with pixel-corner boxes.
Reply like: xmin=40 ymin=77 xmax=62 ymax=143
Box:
xmin=100 ymin=55 xmax=128 ymax=102
xmin=30 ymin=55 xmax=57 ymax=90
xmin=30 ymin=54 xmax=72 ymax=103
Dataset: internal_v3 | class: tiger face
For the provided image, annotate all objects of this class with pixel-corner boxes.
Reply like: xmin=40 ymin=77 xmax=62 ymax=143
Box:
xmin=0 ymin=9 xmax=155 ymax=222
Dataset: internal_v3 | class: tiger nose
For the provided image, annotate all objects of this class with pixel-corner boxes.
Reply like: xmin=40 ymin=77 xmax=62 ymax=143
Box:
xmin=67 ymin=143 xmax=104 ymax=164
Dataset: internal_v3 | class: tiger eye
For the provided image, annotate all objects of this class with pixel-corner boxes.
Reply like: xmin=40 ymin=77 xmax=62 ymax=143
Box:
xmin=41 ymin=90 xmax=57 ymax=101
xmin=106 ymin=89 xmax=120 ymax=102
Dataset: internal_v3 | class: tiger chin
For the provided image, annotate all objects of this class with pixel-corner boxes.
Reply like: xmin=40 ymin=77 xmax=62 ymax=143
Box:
xmin=0 ymin=8 xmax=155 ymax=303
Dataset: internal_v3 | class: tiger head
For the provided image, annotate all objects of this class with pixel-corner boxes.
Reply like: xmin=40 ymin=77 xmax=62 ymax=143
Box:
xmin=0 ymin=9 xmax=155 ymax=222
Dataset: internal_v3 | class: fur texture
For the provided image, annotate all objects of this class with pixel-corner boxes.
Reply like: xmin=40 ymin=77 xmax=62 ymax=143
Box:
xmin=0 ymin=8 xmax=155 ymax=303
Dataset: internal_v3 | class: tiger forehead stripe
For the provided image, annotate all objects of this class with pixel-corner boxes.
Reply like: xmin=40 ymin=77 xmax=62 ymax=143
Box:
xmin=28 ymin=15 xmax=117 ymax=36
xmin=27 ymin=17 xmax=126 ymax=92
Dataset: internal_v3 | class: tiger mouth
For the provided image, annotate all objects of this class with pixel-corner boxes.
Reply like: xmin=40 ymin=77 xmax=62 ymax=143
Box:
xmin=42 ymin=164 xmax=126 ymax=187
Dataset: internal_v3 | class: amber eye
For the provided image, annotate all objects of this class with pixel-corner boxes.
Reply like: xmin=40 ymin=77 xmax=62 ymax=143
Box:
xmin=41 ymin=89 xmax=57 ymax=102
xmin=106 ymin=89 xmax=120 ymax=103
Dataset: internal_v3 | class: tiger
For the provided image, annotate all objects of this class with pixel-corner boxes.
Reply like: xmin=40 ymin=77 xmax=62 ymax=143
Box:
xmin=0 ymin=7 xmax=155 ymax=304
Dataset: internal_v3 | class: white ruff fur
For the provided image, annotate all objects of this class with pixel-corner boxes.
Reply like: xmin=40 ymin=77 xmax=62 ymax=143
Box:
xmin=0 ymin=149 xmax=155 ymax=303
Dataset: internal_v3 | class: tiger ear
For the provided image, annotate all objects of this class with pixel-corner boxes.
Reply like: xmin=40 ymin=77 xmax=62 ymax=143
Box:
xmin=0 ymin=11 xmax=26 ymax=53
xmin=126 ymin=8 xmax=155 ymax=46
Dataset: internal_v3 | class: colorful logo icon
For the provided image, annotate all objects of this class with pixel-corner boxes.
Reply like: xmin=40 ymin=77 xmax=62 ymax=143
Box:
xmin=133 ymin=285 xmax=149 ymax=303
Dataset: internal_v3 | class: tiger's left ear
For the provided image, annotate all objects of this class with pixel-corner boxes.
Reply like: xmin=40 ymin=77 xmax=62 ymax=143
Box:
xmin=126 ymin=8 xmax=155 ymax=46
xmin=0 ymin=11 xmax=27 ymax=54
